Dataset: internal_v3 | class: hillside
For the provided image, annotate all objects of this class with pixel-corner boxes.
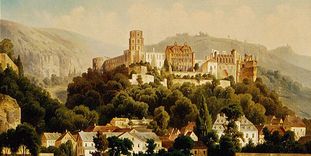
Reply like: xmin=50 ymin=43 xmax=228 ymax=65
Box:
xmin=269 ymin=46 xmax=311 ymax=71
xmin=259 ymin=67 xmax=311 ymax=118
xmin=0 ymin=20 xmax=116 ymax=80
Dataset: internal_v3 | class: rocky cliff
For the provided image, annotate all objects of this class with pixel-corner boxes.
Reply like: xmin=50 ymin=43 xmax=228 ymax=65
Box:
xmin=0 ymin=94 xmax=21 ymax=132
xmin=0 ymin=20 xmax=116 ymax=80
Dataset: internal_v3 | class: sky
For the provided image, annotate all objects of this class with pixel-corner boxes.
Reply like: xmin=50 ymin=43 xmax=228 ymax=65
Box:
xmin=1 ymin=0 xmax=311 ymax=56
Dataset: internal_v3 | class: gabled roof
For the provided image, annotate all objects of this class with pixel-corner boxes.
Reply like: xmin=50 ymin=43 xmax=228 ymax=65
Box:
xmin=180 ymin=122 xmax=195 ymax=134
xmin=56 ymin=131 xmax=76 ymax=142
xmin=165 ymin=42 xmax=193 ymax=54
xmin=42 ymin=132 xmax=61 ymax=140
xmin=283 ymin=115 xmax=306 ymax=128
xmin=258 ymin=125 xmax=286 ymax=136
xmin=78 ymin=132 xmax=97 ymax=142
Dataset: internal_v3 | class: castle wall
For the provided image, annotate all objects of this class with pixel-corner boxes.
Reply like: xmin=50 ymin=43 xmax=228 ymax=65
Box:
xmin=0 ymin=53 xmax=19 ymax=74
xmin=103 ymin=54 xmax=126 ymax=71
xmin=200 ymin=60 xmax=217 ymax=77
xmin=129 ymin=74 xmax=155 ymax=85
xmin=171 ymin=79 xmax=230 ymax=88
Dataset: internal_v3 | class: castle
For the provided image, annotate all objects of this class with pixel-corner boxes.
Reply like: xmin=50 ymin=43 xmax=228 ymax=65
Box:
xmin=93 ymin=30 xmax=257 ymax=83
xmin=202 ymin=49 xmax=257 ymax=82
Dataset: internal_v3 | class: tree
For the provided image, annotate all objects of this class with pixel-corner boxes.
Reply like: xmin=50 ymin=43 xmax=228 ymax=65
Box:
xmin=194 ymin=63 xmax=200 ymax=71
xmin=137 ymin=75 xmax=143 ymax=85
xmin=59 ymin=140 xmax=75 ymax=156
xmin=193 ymin=90 xmax=212 ymax=138
xmin=221 ymin=104 xmax=243 ymax=122
xmin=170 ymin=97 xmax=199 ymax=128
xmin=173 ymin=136 xmax=194 ymax=155
xmin=164 ymin=58 xmax=170 ymax=71
xmin=15 ymin=55 xmax=24 ymax=76
xmin=107 ymin=136 xmax=133 ymax=156
xmin=153 ymin=106 xmax=170 ymax=135
xmin=219 ymin=134 xmax=240 ymax=156
xmin=15 ymin=123 xmax=41 ymax=156
xmin=93 ymin=132 xmax=109 ymax=156
xmin=146 ymin=139 xmax=157 ymax=155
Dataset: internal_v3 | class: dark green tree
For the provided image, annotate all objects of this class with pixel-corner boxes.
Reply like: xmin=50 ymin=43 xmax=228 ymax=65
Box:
xmin=173 ymin=136 xmax=194 ymax=155
xmin=145 ymin=139 xmax=157 ymax=155
xmin=170 ymin=97 xmax=198 ymax=128
xmin=59 ymin=140 xmax=75 ymax=156
xmin=93 ymin=132 xmax=109 ymax=156
xmin=107 ymin=136 xmax=133 ymax=156
xmin=194 ymin=63 xmax=200 ymax=71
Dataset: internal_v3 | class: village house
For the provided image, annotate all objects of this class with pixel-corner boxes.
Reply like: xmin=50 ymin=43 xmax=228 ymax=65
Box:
xmin=212 ymin=114 xmax=258 ymax=146
xmin=76 ymin=131 xmax=97 ymax=156
xmin=118 ymin=129 xmax=162 ymax=154
xmin=283 ymin=115 xmax=306 ymax=140
xmin=41 ymin=132 xmax=62 ymax=147
xmin=257 ymin=115 xmax=306 ymax=142
xmin=55 ymin=131 xmax=77 ymax=149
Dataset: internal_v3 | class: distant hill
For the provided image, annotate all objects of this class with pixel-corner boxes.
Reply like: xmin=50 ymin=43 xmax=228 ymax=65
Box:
xmin=0 ymin=20 xmax=116 ymax=80
xmin=269 ymin=46 xmax=311 ymax=71
xmin=145 ymin=33 xmax=311 ymax=88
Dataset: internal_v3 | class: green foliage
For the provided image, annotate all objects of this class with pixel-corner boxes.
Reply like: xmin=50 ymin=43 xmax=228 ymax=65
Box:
xmin=153 ymin=106 xmax=170 ymax=135
xmin=0 ymin=123 xmax=41 ymax=156
xmin=242 ymin=127 xmax=309 ymax=153
xmin=107 ymin=136 xmax=133 ymax=156
xmin=221 ymin=104 xmax=243 ymax=121
xmin=170 ymin=97 xmax=199 ymax=128
xmin=146 ymin=139 xmax=157 ymax=155
xmin=219 ymin=134 xmax=241 ymax=156
xmin=194 ymin=63 xmax=200 ymax=71
xmin=93 ymin=132 xmax=109 ymax=156
xmin=173 ymin=136 xmax=194 ymax=155
xmin=59 ymin=140 xmax=75 ymax=156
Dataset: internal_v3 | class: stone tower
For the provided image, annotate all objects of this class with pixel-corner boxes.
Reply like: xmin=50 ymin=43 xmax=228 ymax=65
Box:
xmin=129 ymin=30 xmax=145 ymax=64
xmin=239 ymin=54 xmax=257 ymax=82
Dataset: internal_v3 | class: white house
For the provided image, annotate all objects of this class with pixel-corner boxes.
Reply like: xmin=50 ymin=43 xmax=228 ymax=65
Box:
xmin=212 ymin=114 xmax=258 ymax=146
xmin=118 ymin=130 xmax=162 ymax=154
xmin=76 ymin=132 xmax=97 ymax=156
xmin=41 ymin=133 xmax=61 ymax=147
xmin=283 ymin=115 xmax=306 ymax=140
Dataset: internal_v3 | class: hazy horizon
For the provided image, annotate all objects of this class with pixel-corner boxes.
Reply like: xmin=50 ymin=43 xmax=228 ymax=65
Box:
xmin=1 ymin=0 xmax=311 ymax=56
